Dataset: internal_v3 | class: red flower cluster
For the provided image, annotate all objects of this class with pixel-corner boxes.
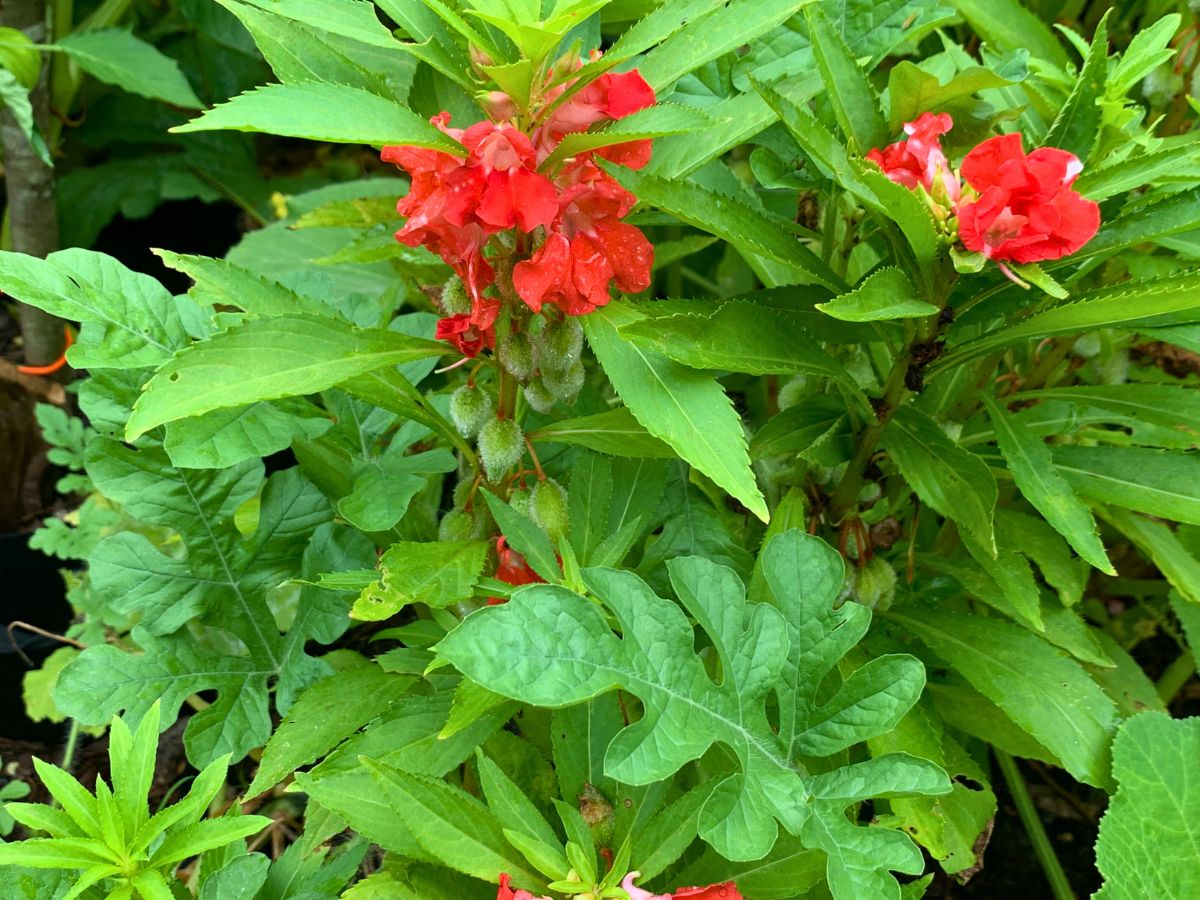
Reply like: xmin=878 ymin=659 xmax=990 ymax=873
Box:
xmin=382 ymin=61 xmax=656 ymax=357
xmin=866 ymin=114 xmax=1100 ymax=267
xmin=487 ymin=536 xmax=543 ymax=605
xmin=957 ymin=133 xmax=1100 ymax=264
xmin=497 ymin=873 xmax=550 ymax=900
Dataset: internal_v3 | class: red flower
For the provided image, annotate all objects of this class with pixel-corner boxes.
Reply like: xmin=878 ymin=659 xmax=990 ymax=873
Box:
xmin=488 ymin=536 xmax=544 ymax=604
xmin=462 ymin=121 xmax=560 ymax=232
xmin=496 ymin=873 xmax=551 ymax=900
xmin=535 ymin=63 xmax=656 ymax=167
xmin=621 ymin=872 xmax=743 ymax=900
xmin=513 ymin=160 xmax=653 ymax=315
xmin=956 ymin=133 xmax=1100 ymax=264
xmin=866 ymin=112 xmax=958 ymax=200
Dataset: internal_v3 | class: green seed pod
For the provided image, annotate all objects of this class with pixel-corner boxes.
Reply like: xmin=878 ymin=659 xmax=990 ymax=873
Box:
xmin=452 ymin=477 xmax=476 ymax=509
xmin=449 ymin=384 xmax=492 ymax=437
xmin=441 ymin=275 xmax=472 ymax=316
xmin=542 ymin=359 xmax=585 ymax=403
xmin=509 ymin=485 xmax=533 ymax=519
xmin=438 ymin=508 xmax=476 ymax=541
xmin=523 ymin=378 xmax=556 ymax=414
xmin=777 ymin=375 xmax=808 ymax=411
xmin=498 ymin=331 xmax=534 ymax=381
xmin=579 ymin=784 xmax=615 ymax=849
xmin=535 ymin=316 xmax=584 ymax=373
xmin=478 ymin=417 xmax=524 ymax=481
xmin=852 ymin=556 xmax=897 ymax=612
xmin=530 ymin=477 xmax=569 ymax=542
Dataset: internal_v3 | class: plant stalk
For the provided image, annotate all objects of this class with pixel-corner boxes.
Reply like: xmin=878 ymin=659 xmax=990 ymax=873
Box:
xmin=996 ymin=749 xmax=1075 ymax=900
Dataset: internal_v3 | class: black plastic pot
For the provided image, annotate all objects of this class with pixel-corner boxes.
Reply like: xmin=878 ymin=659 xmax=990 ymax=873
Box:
xmin=0 ymin=531 xmax=73 ymax=743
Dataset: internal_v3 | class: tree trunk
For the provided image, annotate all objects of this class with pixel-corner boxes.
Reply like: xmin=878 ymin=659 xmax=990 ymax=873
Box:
xmin=2 ymin=0 xmax=61 ymax=363
xmin=0 ymin=0 xmax=60 ymax=532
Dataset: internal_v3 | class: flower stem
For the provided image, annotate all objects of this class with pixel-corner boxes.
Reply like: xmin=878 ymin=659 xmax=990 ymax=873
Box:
xmin=996 ymin=749 xmax=1075 ymax=900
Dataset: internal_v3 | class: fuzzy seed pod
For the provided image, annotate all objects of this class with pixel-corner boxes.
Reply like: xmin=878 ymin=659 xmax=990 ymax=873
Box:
xmin=535 ymin=316 xmax=584 ymax=373
xmin=438 ymin=508 xmax=477 ymax=541
xmin=523 ymin=378 xmax=556 ymax=414
xmin=530 ymin=478 xmax=569 ymax=542
xmin=499 ymin=331 xmax=534 ymax=381
xmin=449 ymin=384 xmax=492 ymax=437
xmin=542 ymin=359 xmax=585 ymax=402
xmin=852 ymin=556 xmax=897 ymax=611
xmin=440 ymin=275 xmax=472 ymax=316
xmin=478 ymin=417 xmax=524 ymax=481
xmin=509 ymin=485 xmax=533 ymax=519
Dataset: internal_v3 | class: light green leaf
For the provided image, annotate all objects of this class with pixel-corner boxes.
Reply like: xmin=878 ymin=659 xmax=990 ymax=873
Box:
xmin=583 ymin=304 xmax=766 ymax=521
xmin=0 ymin=69 xmax=50 ymax=167
xmin=246 ymin=667 xmax=414 ymax=797
xmin=0 ymin=248 xmax=188 ymax=368
xmin=890 ymin=608 xmax=1117 ymax=788
xmin=527 ymin=408 xmax=674 ymax=459
xmin=1094 ymin=712 xmax=1200 ymax=900
xmin=636 ymin=0 xmax=813 ymax=90
xmin=806 ymin=4 xmax=888 ymax=153
xmin=883 ymin=406 xmax=997 ymax=554
xmin=56 ymin=29 xmax=202 ymax=108
xmin=980 ymin=393 xmax=1112 ymax=572
xmin=172 ymin=83 xmax=461 ymax=150
xmin=946 ymin=0 xmax=1068 ymax=68
xmin=365 ymin=761 xmax=543 ymax=888
xmin=440 ymin=531 xmax=946 ymax=894
xmin=817 ymin=268 xmax=938 ymax=321
xmin=126 ymin=316 xmax=444 ymax=440
xmin=351 ymin=541 xmax=488 ymax=621
xmin=154 ymin=250 xmax=327 ymax=318
xmin=163 ymin=399 xmax=333 ymax=470
xmin=337 ymin=448 xmax=456 ymax=532
xmin=1099 ymin=507 xmax=1200 ymax=607
xmin=481 ymin=491 xmax=560 ymax=582
xmin=542 ymin=103 xmax=712 ymax=170
xmin=1075 ymin=140 xmax=1200 ymax=201
xmin=887 ymin=60 xmax=1021 ymax=134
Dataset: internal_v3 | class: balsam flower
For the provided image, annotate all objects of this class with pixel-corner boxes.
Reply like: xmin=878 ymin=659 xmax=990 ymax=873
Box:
xmin=866 ymin=111 xmax=959 ymax=201
xmin=513 ymin=159 xmax=653 ymax=315
xmin=955 ymin=132 xmax=1100 ymax=264
xmin=487 ymin=536 xmax=544 ymax=605
xmin=621 ymin=871 xmax=743 ymax=900
xmin=535 ymin=62 xmax=657 ymax=167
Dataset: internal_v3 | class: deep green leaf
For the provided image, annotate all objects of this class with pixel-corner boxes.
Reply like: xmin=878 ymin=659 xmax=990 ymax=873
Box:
xmin=1052 ymin=446 xmax=1200 ymax=525
xmin=817 ymin=268 xmax=938 ymax=321
xmin=806 ymin=4 xmax=888 ymax=153
xmin=56 ymin=29 xmax=203 ymax=108
xmin=1043 ymin=12 xmax=1108 ymax=162
xmin=527 ymin=408 xmax=674 ymax=458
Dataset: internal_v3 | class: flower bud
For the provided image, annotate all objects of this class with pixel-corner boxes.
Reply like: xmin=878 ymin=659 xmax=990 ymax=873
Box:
xmin=579 ymin=783 xmax=614 ymax=849
xmin=523 ymin=378 xmax=556 ymax=414
xmin=498 ymin=331 xmax=534 ymax=381
xmin=481 ymin=90 xmax=517 ymax=122
xmin=440 ymin=275 xmax=472 ymax=317
xmin=530 ymin=477 xmax=569 ymax=542
xmin=438 ymin=508 xmax=477 ymax=541
xmin=449 ymin=384 xmax=492 ymax=437
xmin=542 ymin=359 xmax=585 ymax=403
xmin=852 ymin=556 xmax=897 ymax=611
xmin=535 ymin=317 xmax=584 ymax=373
xmin=478 ymin=417 xmax=524 ymax=481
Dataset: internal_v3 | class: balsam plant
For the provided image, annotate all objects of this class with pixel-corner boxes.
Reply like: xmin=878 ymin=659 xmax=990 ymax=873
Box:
xmin=2 ymin=0 xmax=1200 ymax=898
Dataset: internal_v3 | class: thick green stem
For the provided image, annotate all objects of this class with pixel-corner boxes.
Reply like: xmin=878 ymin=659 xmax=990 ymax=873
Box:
xmin=996 ymin=749 xmax=1075 ymax=900
xmin=1156 ymin=651 xmax=1196 ymax=704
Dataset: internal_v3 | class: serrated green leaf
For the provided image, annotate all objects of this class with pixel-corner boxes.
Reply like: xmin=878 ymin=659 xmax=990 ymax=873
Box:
xmin=0 ymin=248 xmax=188 ymax=368
xmin=614 ymin=165 xmax=845 ymax=292
xmin=246 ymin=667 xmax=415 ymax=797
xmin=125 ymin=316 xmax=444 ymax=440
xmin=584 ymin=303 xmax=766 ymax=521
xmin=482 ymin=491 xmax=561 ymax=582
xmin=980 ymin=393 xmax=1112 ymax=572
xmin=56 ymin=29 xmax=202 ymax=108
xmin=352 ymin=540 xmax=488 ymax=621
xmin=171 ymin=83 xmax=461 ymax=150
xmin=883 ymin=406 xmax=997 ymax=554
xmin=527 ymin=408 xmax=674 ymax=459
xmin=889 ymin=608 xmax=1117 ymax=788
xmin=542 ymin=103 xmax=712 ymax=170
xmin=163 ymin=399 xmax=333 ymax=470
xmin=1043 ymin=12 xmax=1108 ymax=162
xmin=806 ymin=4 xmax=887 ymax=153
xmin=817 ymin=268 xmax=938 ymax=321
xmin=947 ymin=0 xmax=1068 ymax=68
xmin=1095 ymin=712 xmax=1200 ymax=899
xmin=1052 ymin=446 xmax=1200 ymax=526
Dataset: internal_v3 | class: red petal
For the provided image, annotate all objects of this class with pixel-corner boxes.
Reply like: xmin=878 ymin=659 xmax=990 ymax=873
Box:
xmin=961 ymin=133 xmax=1025 ymax=193
xmin=592 ymin=222 xmax=654 ymax=294
xmin=602 ymin=69 xmax=656 ymax=118
xmin=514 ymin=233 xmax=572 ymax=313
